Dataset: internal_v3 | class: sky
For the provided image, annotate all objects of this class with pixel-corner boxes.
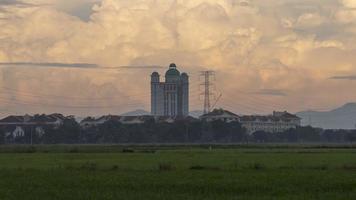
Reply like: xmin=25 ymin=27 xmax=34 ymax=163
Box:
xmin=0 ymin=0 xmax=356 ymax=117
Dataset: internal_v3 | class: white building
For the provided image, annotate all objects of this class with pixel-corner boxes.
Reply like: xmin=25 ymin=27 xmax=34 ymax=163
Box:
xmin=151 ymin=63 xmax=189 ymax=117
xmin=240 ymin=111 xmax=301 ymax=134
xmin=200 ymin=109 xmax=301 ymax=134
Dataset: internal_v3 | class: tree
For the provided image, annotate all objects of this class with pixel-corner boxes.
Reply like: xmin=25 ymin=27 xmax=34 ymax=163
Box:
xmin=322 ymin=129 xmax=347 ymax=143
xmin=346 ymin=130 xmax=356 ymax=143
xmin=228 ymin=121 xmax=248 ymax=143
xmin=186 ymin=121 xmax=203 ymax=143
xmin=98 ymin=120 xmax=128 ymax=143
xmin=0 ymin=129 xmax=5 ymax=144
xmin=252 ymin=131 xmax=273 ymax=143
xmin=43 ymin=117 xmax=81 ymax=144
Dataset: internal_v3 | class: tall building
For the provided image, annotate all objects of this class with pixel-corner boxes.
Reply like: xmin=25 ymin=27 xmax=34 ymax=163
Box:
xmin=151 ymin=63 xmax=189 ymax=117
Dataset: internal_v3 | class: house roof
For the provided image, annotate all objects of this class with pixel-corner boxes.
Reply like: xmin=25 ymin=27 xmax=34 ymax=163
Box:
xmin=201 ymin=109 xmax=239 ymax=118
xmin=30 ymin=115 xmax=57 ymax=123
xmin=0 ymin=114 xmax=66 ymax=124
xmin=276 ymin=112 xmax=300 ymax=119
xmin=96 ymin=115 xmax=121 ymax=122
xmin=49 ymin=113 xmax=66 ymax=120
xmin=0 ymin=116 xmax=25 ymax=123
xmin=176 ymin=116 xmax=199 ymax=122
xmin=81 ymin=117 xmax=96 ymax=123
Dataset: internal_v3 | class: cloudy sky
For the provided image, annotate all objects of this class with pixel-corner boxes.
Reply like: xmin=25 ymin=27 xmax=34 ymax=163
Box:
xmin=0 ymin=0 xmax=356 ymax=117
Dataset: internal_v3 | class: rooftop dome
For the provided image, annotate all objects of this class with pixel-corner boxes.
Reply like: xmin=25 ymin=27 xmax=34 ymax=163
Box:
xmin=165 ymin=63 xmax=180 ymax=77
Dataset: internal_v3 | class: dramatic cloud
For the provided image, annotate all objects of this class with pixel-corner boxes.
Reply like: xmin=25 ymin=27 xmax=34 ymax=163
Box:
xmin=0 ymin=0 xmax=355 ymax=116
xmin=330 ymin=75 xmax=356 ymax=80
xmin=0 ymin=0 xmax=30 ymax=6
xmin=253 ymin=89 xmax=287 ymax=97
xmin=0 ymin=62 xmax=98 ymax=68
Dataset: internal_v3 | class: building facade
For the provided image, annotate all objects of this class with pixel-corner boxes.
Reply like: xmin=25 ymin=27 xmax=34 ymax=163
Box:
xmin=240 ymin=111 xmax=301 ymax=134
xmin=151 ymin=63 xmax=189 ymax=117
xmin=200 ymin=109 xmax=301 ymax=134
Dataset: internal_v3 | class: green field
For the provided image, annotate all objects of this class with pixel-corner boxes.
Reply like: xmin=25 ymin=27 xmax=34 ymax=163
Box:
xmin=1 ymin=145 xmax=356 ymax=200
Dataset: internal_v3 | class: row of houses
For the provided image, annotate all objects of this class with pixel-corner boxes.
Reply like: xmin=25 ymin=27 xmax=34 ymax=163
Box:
xmin=0 ymin=114 xmax=68 ymax=138
xmin=80 ymin=115 xmax=198 ymax=129
xmin=200 ymin=109 xmax=301 ymax=134
xmin=0 ymin=109 xmax=301 ymax=139
xmin=0 ymin=114 xmax=198 ymax=139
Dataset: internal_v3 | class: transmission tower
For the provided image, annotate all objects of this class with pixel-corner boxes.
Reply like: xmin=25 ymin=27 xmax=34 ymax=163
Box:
xmin=200 ymin=71 xmax=215 ymax=114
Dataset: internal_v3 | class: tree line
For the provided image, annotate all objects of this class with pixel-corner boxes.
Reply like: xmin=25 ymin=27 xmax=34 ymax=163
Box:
xmin=1 ymin=118 xmax=356 ymax=144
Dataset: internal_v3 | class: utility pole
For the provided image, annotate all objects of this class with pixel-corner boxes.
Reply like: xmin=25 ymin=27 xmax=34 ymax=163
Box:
xmin=200 ymin=71 xmax=215 ymax=114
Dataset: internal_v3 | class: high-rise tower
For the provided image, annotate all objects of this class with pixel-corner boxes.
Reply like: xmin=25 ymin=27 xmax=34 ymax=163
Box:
xmin=151 ymin=63 xmax=189 ymax=117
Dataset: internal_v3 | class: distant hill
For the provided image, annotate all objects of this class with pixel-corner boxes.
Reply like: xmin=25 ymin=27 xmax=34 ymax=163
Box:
xmin=297 ymin=103 xmax=356 ymax=129
xmin=121 ymin=109 xmax=151 ymax=116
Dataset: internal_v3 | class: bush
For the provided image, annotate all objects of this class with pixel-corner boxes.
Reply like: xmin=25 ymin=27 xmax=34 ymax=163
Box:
xmin=158 ymin=163 xmax=174 ymax=171
xmin=68 ymin=147 xmax=79 ymax=153
xmin=26 ymin=146 xmax=37 ymax=153
xmin=111 ymin=165 xmax=119 ymax=171
xmin=80 ymin=162 xmax=98 ymax=171
xmin=189 ymin=165 xmax=220 ymax=171
xmin=309 ymin=165 xmax=329 ymax=170
xmin=122 ymin=148 xmax=135 ymax=153
xmin=342 ymin=164 xmax=356 ymax=171
xmin=189 ymin=165 xmax=205 ymax=170
xmin=249 ymin=163 xmax=266 ymax=170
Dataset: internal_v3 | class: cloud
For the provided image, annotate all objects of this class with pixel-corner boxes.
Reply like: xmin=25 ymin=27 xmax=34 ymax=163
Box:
xmin=0 ymin=0 xmax=33 ymax=13
xmin=329 ymin=75 xmax=356 ymax=80
xmin=118 ymin=65 xmax=164 ymax=69
xmin=32 ymin=0 xmax=100 ymax=21
xmin=253 ymin=89 xmax=287 ymax=96
xmin=0 ymin=0 xmax=355 ymax=116
xmin=0 ymin=62 xmax=98 ymax=68
xmin=342 ymin=0 xmax=356 ymax=8
xmin=0 ymin=0 xmax=29 ymax=6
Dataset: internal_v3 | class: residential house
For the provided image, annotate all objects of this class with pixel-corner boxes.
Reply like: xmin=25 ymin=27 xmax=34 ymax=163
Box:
xmin=0 ymin=114 xmax=67 ymax=139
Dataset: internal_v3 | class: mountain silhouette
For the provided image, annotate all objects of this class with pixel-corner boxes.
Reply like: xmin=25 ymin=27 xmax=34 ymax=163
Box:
xmin=297 ymin=103 xmax=356 ymax=129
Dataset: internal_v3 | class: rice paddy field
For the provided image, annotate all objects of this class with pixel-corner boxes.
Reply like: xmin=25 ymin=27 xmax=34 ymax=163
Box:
xmin=1 ymin=145 xmax=356 ymax=200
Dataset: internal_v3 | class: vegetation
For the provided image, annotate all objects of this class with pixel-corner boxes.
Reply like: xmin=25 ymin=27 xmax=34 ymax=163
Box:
xmin=1 ymin=145 xmax=356 ymax=199
xmin=3 ymin=118 xmax=356 ymax=144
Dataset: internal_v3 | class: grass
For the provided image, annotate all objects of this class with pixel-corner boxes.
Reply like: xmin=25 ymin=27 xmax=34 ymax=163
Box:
xmin=1 ymin=145 xmax=356 ymax=199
